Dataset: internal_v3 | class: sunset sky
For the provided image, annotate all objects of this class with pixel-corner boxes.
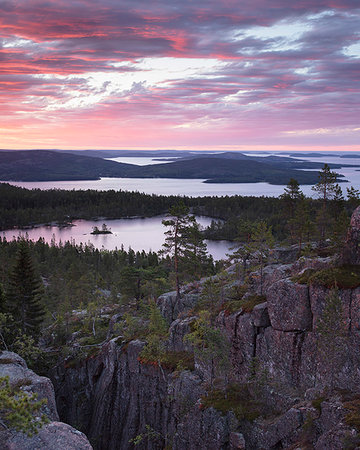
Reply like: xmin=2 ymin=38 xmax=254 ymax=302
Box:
xmin=0 ymin=0 xmax=359 ymax=151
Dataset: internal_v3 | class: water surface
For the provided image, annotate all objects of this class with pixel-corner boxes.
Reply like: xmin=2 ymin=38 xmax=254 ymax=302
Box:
xmin=2 ymin=216 xmax=232 ymax=261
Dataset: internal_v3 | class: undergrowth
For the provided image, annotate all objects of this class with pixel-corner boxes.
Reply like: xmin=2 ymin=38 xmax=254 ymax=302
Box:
xmin=292 ymin=265 xmax=360 ymax=289
xmin=200 ymin=383 xmax=261 ymax=422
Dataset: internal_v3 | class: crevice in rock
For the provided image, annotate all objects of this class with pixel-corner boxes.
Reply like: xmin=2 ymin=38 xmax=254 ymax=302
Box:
xmin=291 ymin=332 xmax=305 ymax=385
xmin=306 ymin=285 xmax=313 ymax=332
xmin=233 ymin=311 xmax=242 ymax=340
xmin=92 ymin=362 xmax=104 ymax=386
xmin=253 ymin=325 xmax=259 ymax=359
xmin=348 ymin=289 xmax=353 ymax=335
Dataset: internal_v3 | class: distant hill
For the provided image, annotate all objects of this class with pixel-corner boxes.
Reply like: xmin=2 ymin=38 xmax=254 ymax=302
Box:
xmin=129 ymin=157 xmax=324 ymax=184
xmin=55 ymin=149 xmax=201 ymax=158
xmin=170 ymin=152 xmax=355 ymax=170
xmin=0 ymin=150 xmax=345 ymax=185
xmin=0 ymin=150 xmax=136 ymax=181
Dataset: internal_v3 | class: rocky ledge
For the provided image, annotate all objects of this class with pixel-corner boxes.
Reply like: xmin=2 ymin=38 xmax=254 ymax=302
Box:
xmin=0 ymin=351 xmax=92 ymax=449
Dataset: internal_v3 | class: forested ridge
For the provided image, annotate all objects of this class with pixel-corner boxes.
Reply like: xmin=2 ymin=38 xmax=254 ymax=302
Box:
xmin=0 ymin=179 xmax=358 ymax=242
xmin=0 ymin=149 xmax=352 ymax=184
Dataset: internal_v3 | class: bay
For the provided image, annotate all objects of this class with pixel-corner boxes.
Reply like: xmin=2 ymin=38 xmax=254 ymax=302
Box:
xmin=1 ymin=215 xmax=233 ymax=261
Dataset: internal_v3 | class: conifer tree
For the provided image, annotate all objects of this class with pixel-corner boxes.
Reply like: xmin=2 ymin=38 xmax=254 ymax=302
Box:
xmin=312 ymin=164 xmax=338 ymax=245
xmin=160 ymin=202 xmax=197 ymax=298
xmin=347 ymin=186 xmax=360 ymax=210
xmin=5 ymin=240 xmax=45 ymax=340
xmin=185 ymin=311 xmax=230 ymax=388
xmin=229 ymin=219 xmax=254 ymax=279
xmin=183 ymin=221 xmax=210 ymax=279
xmin=0 ymin=283 xmax=5 ymax=313
xmin=290 ymin=198 xmax=314 ymax=253
xmin=280 ymin=178 xmax=304 ymax=243
xmin=246 ymin=221 xmax=274 ymax=295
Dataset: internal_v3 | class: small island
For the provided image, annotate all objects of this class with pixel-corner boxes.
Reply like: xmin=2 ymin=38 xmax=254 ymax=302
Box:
xmin=91 ymin=223 xmax=112 ymax=235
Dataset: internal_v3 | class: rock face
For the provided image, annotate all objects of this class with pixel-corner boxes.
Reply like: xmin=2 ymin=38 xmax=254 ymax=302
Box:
xmin=341 ymin=205 xmax=360 ymax=264
xmin=0 ymin=351 xmax=92 ymax=450
xmin=51 ymin=255 xmax=360 ymax=449
xmin=1 ymin=422 xmax=92 ymax=450
xmin=156 ymin=290 xmax=199 ymax=322
xmin=51 ymin=339 xmax=236 ymax=450
xmin=49 ymin=214 xmax=360 ymax=449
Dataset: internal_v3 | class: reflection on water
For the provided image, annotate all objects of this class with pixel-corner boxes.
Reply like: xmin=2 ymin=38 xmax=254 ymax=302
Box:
xmin=1 ymin=216 xmax=233 ymax=261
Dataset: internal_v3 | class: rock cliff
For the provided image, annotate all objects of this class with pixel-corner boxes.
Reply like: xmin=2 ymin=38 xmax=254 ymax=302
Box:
xmin=49 ymin=209 xmax=360 ymax=449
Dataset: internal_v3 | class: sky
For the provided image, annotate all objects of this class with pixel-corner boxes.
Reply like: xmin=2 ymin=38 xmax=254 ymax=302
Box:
xmin=0 ymin=0 xmax=359 ymax=151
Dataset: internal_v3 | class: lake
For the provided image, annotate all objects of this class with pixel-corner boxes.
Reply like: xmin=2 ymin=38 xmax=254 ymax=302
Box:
xmin=4 ymin=153 xmax=360 ymax=197
xmin=1 ymin=215 xmax=233 ymax=261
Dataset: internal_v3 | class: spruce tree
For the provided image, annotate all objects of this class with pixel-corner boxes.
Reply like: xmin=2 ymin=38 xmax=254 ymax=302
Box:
xmin=5 ymin=240 xmax=45 ymax=340
xmin=0 ymin=283 xmax=5 ymax=313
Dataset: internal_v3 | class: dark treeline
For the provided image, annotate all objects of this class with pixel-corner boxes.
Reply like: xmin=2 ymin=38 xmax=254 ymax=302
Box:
xmin=0 ymin=183 xmax=289 ymax=236
xmin=1 ymin=180 xmax=359 ymax=243
xmin=0 ymin=183 xmax=183 ymax=229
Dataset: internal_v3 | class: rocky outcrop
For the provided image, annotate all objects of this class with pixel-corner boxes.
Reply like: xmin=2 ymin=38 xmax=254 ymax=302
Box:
xmin=51 ymin=339 xmax=238 ymax=450
xmin=0 ymin=351 xmax=92 ymax=449
xmin=341 ymin=205 xmax=360 ymax=264
xmin=267 ymin=279 xmax=312 ymax=331
xmin=48 ymin=208 xmax=360 ymax=449
xmin=51 ymin=253 xmax=360 ymax=448
xmin=1 ymin=422 xmax=92 ymax=450
xmin=156 ymin=290 xmax=199 ymax=322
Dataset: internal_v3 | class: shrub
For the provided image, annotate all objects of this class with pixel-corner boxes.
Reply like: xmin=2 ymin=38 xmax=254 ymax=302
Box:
xmin=200 ymin=383 xmax=261 ymax=422
xmin=293 ymin=265 xmax=360 ymax=289
xmin=224 ymin=294 xmax=266 ymax=315
xmin=0 ymin=376 xmax=49 ymax=436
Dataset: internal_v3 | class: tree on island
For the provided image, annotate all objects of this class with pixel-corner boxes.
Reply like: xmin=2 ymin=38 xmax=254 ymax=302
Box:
xmin=91 ymin=223 xmax=112 ymax=234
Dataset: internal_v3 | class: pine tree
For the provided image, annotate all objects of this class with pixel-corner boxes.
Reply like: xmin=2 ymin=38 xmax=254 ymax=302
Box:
xmin=183 ymin=221 xmax=209 ymax=279
xmin=246 ymin=221 xmax=274 ymax=295
xmin=290 ymin=198 xmax=314 ymax=253
xmin=5 ymin=240 xmax=45 ymax=340
xmin=160 ymin=202 xmax=196 ymax=299
xmin=229 ymin=219 xmax=254 ymax=279
xmin=312 ymin=164 xmax=338 ymax=245
xmin=280 ymin=178 xmax=304 ymax=243
xmin=347 ymin=186 xmax=360 ymax=210
xmin=330 ymin=185 xmax=349 ymax=249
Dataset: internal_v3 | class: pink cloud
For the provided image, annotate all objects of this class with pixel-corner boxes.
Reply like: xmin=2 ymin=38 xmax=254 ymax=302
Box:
xmin=0 ymin=0 xmax=359 ymax=149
